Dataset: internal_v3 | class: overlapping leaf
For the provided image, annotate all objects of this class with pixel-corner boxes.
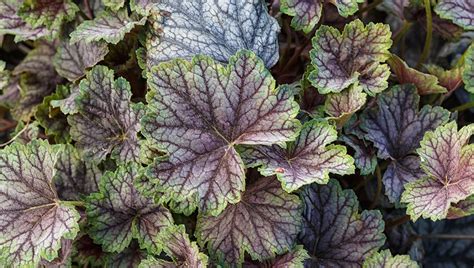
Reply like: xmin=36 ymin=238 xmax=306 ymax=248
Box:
xmin=54 ymin=144 xmax=101 ymax=201
xmin=463 ymin=44 xmax=474 ymax=93
xmin=401 ymin=121 xmax=474 ymax=220
xmin=0 ymin=141 xmax=80 ymax=267
xmin=130 ymin=0 xmax=158 ymax=16
xmin=361 ymin=85 xmax=450 ymax=203
xmin=435 ymin=0 xmax=474 ymax=30
xmin=105 ymin=241 xmax=146 ymax=268
xmin=242 ymin=120 xmax=354 ymax=192
xmin=196 ymin=176 xmax=302 ymax=266
xmin=280 ymin=0 xmax=363 ymax=33
xmin=140 ymin=225 xmax=208 ymax=268
xmin=0 ymin=0 xmax=48 ymax=42
xmin=50 ymin=84 xmax=79 ymax=115
xmin=244 ymin=245 xmax=308 ymax=268
xmin=426 ymin=64 xmax=464 ymax=93
xmin=142 ymin=50 xmax=300 ymax=215
xmin=70 ymin=9 xmax=146 ymax=45
xmin=86 ymin=163 xmax=173 ymax=253
xmin=299 ymin=179 xmax=385 ymax=267
xmin=68 ymin=65 xmax=143 ymax=163
xmin=309 ymin=19 xmax=392 ymax=95
xmin=53 ymin=40 xmax=109 ymax=82
xmin=18 ymin=0 xmax=78 ymax=35
xmin=146 ymin=0 xmax=280 ymax=68
xmin=363 ymin=250 xmax=418 ymax=268
xmin=447 ymin=195 xmax=474 ymax=219
xmin=388 ymin=54 xmax=447 ymax=95
xmin=325 ymin=83 xmax=367 ymax=126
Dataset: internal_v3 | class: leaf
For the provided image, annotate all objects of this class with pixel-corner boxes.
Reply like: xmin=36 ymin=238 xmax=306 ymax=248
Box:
xmin=142 ymin=50 xmax=300 ymax=215
xmin=280 ymin=0 xmax=363 ymax=33
xmin=401 ymin=121 xmax=474 ymax=221
xmin=130 ymin=0 xmax=158 ymax=16
xmin=53 ymin=40 xmax=109 ymax=82
xmin=426 ymin=64 xmax=464 ymax=93
xmin=105 ymin=241 xmax=146 ymax=268
xmin=244 ymin=245 xmax=309 ymax=268
xmin=379 ymin=0 xmax=410 ymax=20
xmin=299 ymin=179 xmax=386 ymax=267
xmin=140 ymin=225 xmax=208 ymax=268
xmin=463 ymin=44 xmax=474 ymax=93
xmin=309 ymin=19 xmax=392 ymax=95
xmin=325 ymin=83 xmax=367 ymax=126
xmin=70 ymin=9 xmax=146 ymax=45
xmin=103 ymin=0 xmax=125 ymax=11
xmin=86 ymin=163 xmax=173 ymax=253
xmin=146 ymin=0 xmax=280 ymax=68
xmin=39 ymin=238 xmax=73 ymax=268
xmin=361 ymin=85 xmax=450 ymax=203
xmin=0 ymin=0 xmax=49 ymax=42
xmin=50 ymin=84 xmax=79 ymax=115
xmin=68 ymin=65 xmax=143 ymax=163
xmin=241 ymin=120 xmax=354 ymax=192
xmin=407 ymin=216 xmax=474 ymax=267
xmin=54 ymin=144 xmax=101 ymax=201
xmin=340 ymin=134 xmax=377 ymax=175
xmin=0 ymin=61 xmax=9 ymax=90
xmin=0 ymin=141 xmax=80 ymax=266
xmin=387 ymin=54 xmax=447 ymax=95
xmin=18 ymin=0 xmax=78 ymax=34
xmin=434 ymin=0 xmax=474 ymax=30
xmin=196 ymin=176 xmax=302 ymax=266
xmin=447 ymin=195 xmax=474 ymax=219
xmin=363 ymin=249 xmax=418 ymax=268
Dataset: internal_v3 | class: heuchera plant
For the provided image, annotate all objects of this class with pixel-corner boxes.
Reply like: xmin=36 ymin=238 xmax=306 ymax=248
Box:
xmin=0 ymin=0 xmax=473 ymax=267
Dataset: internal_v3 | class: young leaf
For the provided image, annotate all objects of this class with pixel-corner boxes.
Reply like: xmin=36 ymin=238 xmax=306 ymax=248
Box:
xmin=434 ymin=0 xmax=474 ymax=30
xmin=18 ymin=0 xmax=78 ymax=34
xmin=70 ymin=9 xmax=146 ymax=45
xmin=401 ymin=121 xmax=474 ymax=221
xmin=195 ymin=176 xmax=302 ymax=266
xmin=68 ymin=65 xmax=143 ymax=163
xmin=53 ymin=40 xmax=109 ymax=82
xmin=387 ymin=54 xmax=447 ymax=95
xmin=50 ymin=84 xmax=79 ymax=115
xmin=140 ymin=225 xmax=208 ymax=268
xmin=325 ymin=83 xmax=367 ymax=126
xmin=426 ymin=64 xmax=464 ymax=93
xmin=241 ymin=120 xmax=354 ymax=192
xmin=0 ymin=0 xmax=48 ymax=42
xmin=146 ymin=0 xmax=280 ymax=68
xmin=309 ymin=19 xmax=392 ymax=95
xmin=142 ymin=50 xmax=300 ymax=215
xmin=363 ymin=250 xmax=418 ymax=268
xmin=361 ymin=85 xmax=450 ymax=203
xmin=463 ymin=44 xmax=474 ymax=93
xmin=54 ymin=144 xmax=101 ymax=201
xmin=299 ymin=179 xmax=385 ymax=267
xmin=0 ymin=141 xmax=80 ymax=267
xmin=87 ymin=163 xmax=173 ymax=253
xmin=280 ymin=0 xmax=363 ymax=34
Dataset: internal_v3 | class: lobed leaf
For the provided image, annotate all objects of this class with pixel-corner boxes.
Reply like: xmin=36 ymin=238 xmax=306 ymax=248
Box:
xmin=0 ymin=141 xmax=80 ymax=267
xmin=299 ymin=179 xmax=386 ymax=267
xmin=242 ymin=120 xmax=354 ymax=192
xmin=196 ymin=176 xmax=302 ymax=266
xmin=309 ymin=19 xmax=392 ymax=95
xmin=68 ymin=65 xmax=143 ymax=163
xmin=363 ymin=249 xmax=418 ymax=268
xmin=434 ymin=0 xmax=474 ymax=30
xmin=142 ymin=50 xmax=300 ymax=215
xmin=325 ymin=83 xmax=367 ymax=126
xmin=146 ymin=0 xmax=280 ymax=68
xmin=86 ymin=163 xmax=173 ymax=253
xmin=401 ymin=121 xmax=474 ymax=220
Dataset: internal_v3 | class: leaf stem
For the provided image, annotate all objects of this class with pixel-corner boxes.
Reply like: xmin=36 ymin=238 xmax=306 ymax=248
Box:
xmin=450 ymin=100 xmax=474 ymax=112
xmin=415 ymin=0 xmax=432 ymax=69
xmin=61 ymin=200 xmax=86 ymax=208
xmin=392 ymin=21 xmax=412 ymax=47
xmin=369 ymin=165 xmax=382 ymax=209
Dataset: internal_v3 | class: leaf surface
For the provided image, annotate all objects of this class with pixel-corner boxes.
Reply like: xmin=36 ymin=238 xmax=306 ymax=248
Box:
xmin=435 ymin=0 xmax=474 ymax=30
xmin=363 ymin=249 xmax=418 ymax=268
xmin=463 ymin=44 xmax=474 ymax=93
xmin=0 ymin=0 xmax=48 ymax=41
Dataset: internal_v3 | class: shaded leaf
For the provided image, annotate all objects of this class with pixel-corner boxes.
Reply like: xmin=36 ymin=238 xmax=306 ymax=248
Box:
xmin=242 ymin=120 xmax=354 ymax=192
xmin=105 ymin=241 xmax=146 ymax=268
xmin=196 ymin=176 xmax=302 ymax=266
xmin=70 ymin=9 xmax=146 ymax=45
xmin=434 ymin=0 xmax=474 ymax=30
xmin=142 ymin=50 xmax=300 ymax=216
xmin=53 ymin=40 xmax=109 ymax=82
xmin=361 ymin=85 xmax=450 ymax=203
xmin=299 ymin=179 xmax=385 ymax=267
xmin=309 ymin=19 xmax=392 ymax=95
xmin=68 ymin=65 xmax=143 ymax=163
xmin=401 ymin=121 xmax=474 ymax=220
xmin=340 ymin=134 xmax=377 ymax=175
xmin=447 ymin=195 xmax=474 ymax=219
xmin=0 ymin=141 xmax=80 ymax=266
xmin=87 ymin=163 xmax=173 ymax=253
xmin=387 ymin=54 xmax=447 ymax=95
xmin=463 ymin=44 xmax=474 ymax=94
xmin=363 ymin=249 xmax=418 ymax=268
xmin=244 ymin=245 xmax=309 ymax=268
xmin=50 ymin=84 xmax=79 ymax=115
xmin=146 ymin=0 xmax=280 ymax=68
